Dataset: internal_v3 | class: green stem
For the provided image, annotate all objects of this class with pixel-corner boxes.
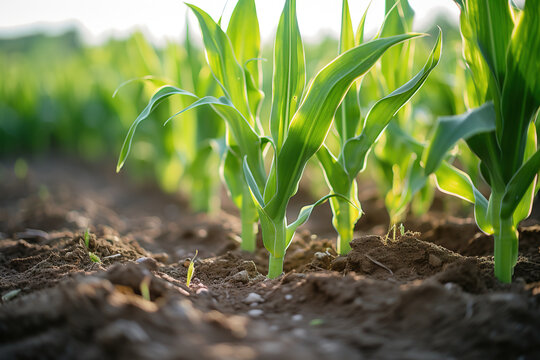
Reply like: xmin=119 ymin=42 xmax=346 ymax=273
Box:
xmin=268 ymin=254 xmax=284 ymax=279
xmin=240 ymin=185 xmax=258 ymax=252
xmin=494 ymin=218 xmax=517 ymax=283
xmin=335 ymin=202 xmax=353 ymax=255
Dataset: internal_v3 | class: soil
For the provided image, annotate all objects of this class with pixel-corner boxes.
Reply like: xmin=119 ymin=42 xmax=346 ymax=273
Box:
xmin=1 ymin=156 xmax=539 ymax=360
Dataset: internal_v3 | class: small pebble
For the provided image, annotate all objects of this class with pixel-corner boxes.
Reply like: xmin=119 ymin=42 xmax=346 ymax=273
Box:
xmin=231 ymin=270 xmax=250 ymax=284
xmin=248 ymin=309 xmax=263 ymax=317
xmin=244 ymin=292 xmax=264 ymax=304
xmin=291 ymin=314 xmax=303 ymax=322
xmin=292 ymin=328 xmax=307 ymax=338
xmin=284 ymin=294 xmax=293 ymax=301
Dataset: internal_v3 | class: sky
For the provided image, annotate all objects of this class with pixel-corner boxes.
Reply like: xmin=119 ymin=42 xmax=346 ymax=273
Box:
xmin=0 ymin=0 xmax=460 ymax=45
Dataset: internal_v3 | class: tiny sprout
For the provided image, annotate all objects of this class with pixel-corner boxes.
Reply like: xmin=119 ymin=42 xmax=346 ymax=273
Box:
xmin=140 ymin=275 xmax=151 ymax=301
xmin=399 ymin=223 xmax=405 ymax=236
xmin=84 ymin=228 xmax=90 ymax=248
xmin=186 ymin=250 xmax=199 ymax=287
xmin=88 ymin=252 xmax=101 ymax=264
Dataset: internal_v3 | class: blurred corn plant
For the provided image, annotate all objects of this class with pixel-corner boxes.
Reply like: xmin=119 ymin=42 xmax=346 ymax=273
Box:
xmin=117 ymin=0 xmax=426 ymax=277
xmin=423 ymin=0 xmax=540 ymax=283
xmin=316 ymin=0 xmax=442 ymax=255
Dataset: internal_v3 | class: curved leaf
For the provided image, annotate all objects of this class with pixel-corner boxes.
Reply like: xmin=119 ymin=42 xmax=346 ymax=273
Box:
xmin=434 ymin=162 xmax=492 ymax=234
xmin=341 ymin=30 xmax=441 ymax=178
xmin=423 ymin=102 xmax=496 ymax=175
xmin=117 ymin=85 xmax=197 ymax=172
xmin=265 ymin=33 xmax=422 ymax=219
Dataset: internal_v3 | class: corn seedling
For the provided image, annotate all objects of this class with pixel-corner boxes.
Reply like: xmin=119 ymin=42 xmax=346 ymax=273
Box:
xmin=423 ymin=0 xmax=540 ymax=283
xmin=117 ymin=0 xmax=428 ymax=277
xmin=186 ymin=250 xmax=198 ymax=287
xmin=83 ymin=229 xmax=101 ymax=264
xmin=317 ymin=0 xmax=442 ymax=255
xmin=370 ymin=0 xmax=437 ymax=226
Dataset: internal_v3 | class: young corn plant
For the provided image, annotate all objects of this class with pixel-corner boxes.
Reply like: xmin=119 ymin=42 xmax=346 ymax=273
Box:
xmin=117 ymin=0 xmax=425 ymax=277
xmin=369 ymin=0 xmax=436 ymax=226
xmin=423 ymin=0 xmax=540 ymax=283
xmin=317 ymin=0 xmax=442 ymax=254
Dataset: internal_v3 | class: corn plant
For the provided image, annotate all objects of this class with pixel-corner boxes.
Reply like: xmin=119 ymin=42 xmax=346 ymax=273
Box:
xmin=117 ymin=0 xmax=425 ymax=277
xmin=423 ymin=0 xmax=540 ymax=283
xmin=316 ymin=0 xmax=442 ymax=254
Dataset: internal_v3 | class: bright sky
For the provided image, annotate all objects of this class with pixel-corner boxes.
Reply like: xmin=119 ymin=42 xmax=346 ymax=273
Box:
xmin=0 ymin=0 xmax=459 ymax=44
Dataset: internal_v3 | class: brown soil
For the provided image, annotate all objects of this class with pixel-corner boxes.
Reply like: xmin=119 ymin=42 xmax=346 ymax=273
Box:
xmin=1 ymin=156 xmax=540 ymax=360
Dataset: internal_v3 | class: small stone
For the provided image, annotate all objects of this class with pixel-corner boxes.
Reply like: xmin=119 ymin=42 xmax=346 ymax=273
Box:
xmin=291 ymin=314 xmax=303 ymax=322
xmin=231 ymin=270 xmax=250 ymax=283
xmin=292 ymin=328 xmax=307 ymax=338
xmin=428 ymin=254 xmax=442 ymax=267
xmin=248 ymin=309 xmax=263 ymax=317
xmin=135 ymin=257 xmax=158 ymax=271
xmin=243 ymin=292 xmax=264 ymax=304
xmin=284 ymin=294 xmax=293 ymax=301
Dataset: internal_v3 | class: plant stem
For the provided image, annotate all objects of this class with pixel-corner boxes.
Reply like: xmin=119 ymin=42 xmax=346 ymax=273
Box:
xmin=335 ymin=203 xmax=353 ymax=255
xmin=268 ymin=253 xmax=284 ymax=279
xmin=494 ymin=218 xmax=518 ymax=283
xmin=240 ymin=186 xmax=258 ymax=252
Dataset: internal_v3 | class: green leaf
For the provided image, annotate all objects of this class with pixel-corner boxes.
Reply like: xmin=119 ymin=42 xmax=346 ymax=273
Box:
xmin=226 ymin=0 xmax=263 ymax=116
xmin=423 ymin=101 xmax=496 ymax=175
xmin=499 ymin=0 xmax=540 ymax=182
xmin=187 ymin=4 xmax=252 ymax=121
xmin=501 ymin=149 xmax=540 ymax=220
xmin=434 ymin=162 xmax=492 ymax=234
xmin=286 ymin=193 xmax=355 ymax=248
xmin=270 ymin=0 xmax=306 ymax=151
xmin=335 ymin=0 xmax=361 ymax=143
xmin=117 ymin=85 xmax=197 ymax=172
xmin=355 ymin=1 xmax=370 ymax=45
xmin=316 ymin=145 xmax=350 ymax=194
xmin=266 ymin=33 xmax=422 ymax=219
xmin=341 ymin=30 xmax=441 ymax=178
xmin=465 ymin=0 xmax=513 ymax=91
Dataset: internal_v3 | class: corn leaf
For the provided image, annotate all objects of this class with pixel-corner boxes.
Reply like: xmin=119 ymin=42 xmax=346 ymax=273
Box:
xmin=265 ymin=33 xmax=422 ymax=219
xmin=335 ymin=0 xmax=361 ymax=143
xmin=270 ymin=0 xmax=305 ymax=151
xmin=423 ymin=101 xmax=496 ymax=175
xmin=499 ymin=0 xmax=540 ymax=181
xmin=434 ymin=162 xmax=492 ymax=234
xmin=501 ymin=149 xmax=540 ymax=220
xmin=355 ymin=1 xmax=370 ymax=45
xmin=341 ymin=30 xmax=441 ymax=178
xmin=117 ymin=85 xmax=197 ymax=172
xmin=465 ymin=0 xmax=513 ymax=91
xmin=186 ymin=4 xmax=252 ymax=121
xmin=509 ymin=122 xmax=538 ymax=225
xmin=285 ymin=193 xmax=352 ymax=248
xmin=316 ymin=145 xmax=350 ymax=194
xmin=227 ymin=0 xmax=263 ymax=116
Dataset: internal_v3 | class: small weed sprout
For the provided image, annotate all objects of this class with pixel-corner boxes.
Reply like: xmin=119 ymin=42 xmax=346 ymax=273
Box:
xmin=83 ymin=229 xmax=101 ymax=264
xmin=186 ymin=250 xmax=198 ymax=287
xmin=140 ymin=275 xmax=151 ymax=301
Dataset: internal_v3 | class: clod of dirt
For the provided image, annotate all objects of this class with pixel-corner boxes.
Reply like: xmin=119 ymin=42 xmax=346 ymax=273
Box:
xmin=345 ymin=234 xmax=463 ymax=281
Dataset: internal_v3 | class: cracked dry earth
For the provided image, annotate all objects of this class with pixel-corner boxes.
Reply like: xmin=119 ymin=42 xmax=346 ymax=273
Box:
xmin=1 ymin=156 xmax=540 ymax=360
